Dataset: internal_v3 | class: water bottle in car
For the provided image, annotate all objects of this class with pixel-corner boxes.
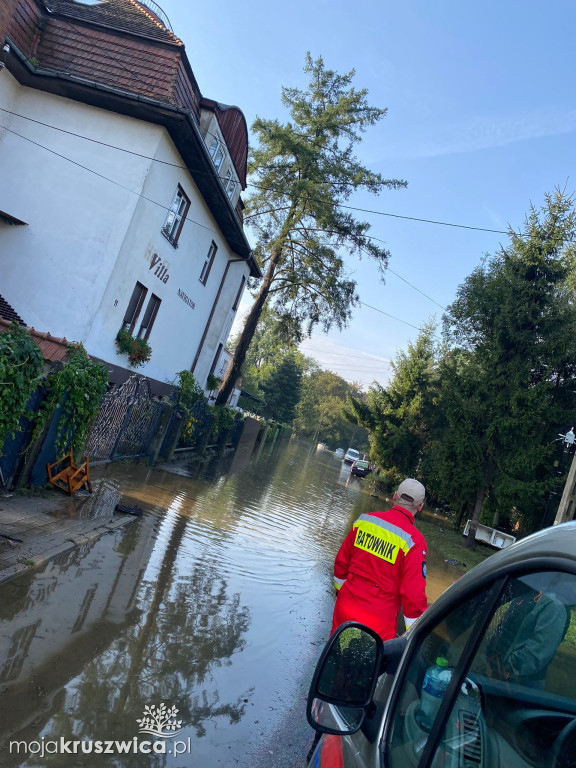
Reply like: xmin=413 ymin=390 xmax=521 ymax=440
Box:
xmin=416 ymin=657 xmax=452 ymax=732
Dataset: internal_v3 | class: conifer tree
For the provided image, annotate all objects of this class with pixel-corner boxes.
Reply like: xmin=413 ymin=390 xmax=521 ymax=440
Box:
xmin=441 ymin=189 xmax=576 ymax=542
xmin=345 ymin=323 xmax=437 ymax=477
xmin=259 ymin=354 xmax=303 ymax=423
xmin=216 ymin=53 xmax=405 ymax=405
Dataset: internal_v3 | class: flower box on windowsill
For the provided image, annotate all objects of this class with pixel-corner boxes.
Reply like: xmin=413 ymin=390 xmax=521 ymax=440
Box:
xmin=115 ymin=329 xmax=152 ymax=368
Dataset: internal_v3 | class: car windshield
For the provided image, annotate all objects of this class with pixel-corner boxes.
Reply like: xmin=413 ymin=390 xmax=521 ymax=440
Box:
xmin=355 ymin=461 xmax=369 ymax=468
xmin=348 ymin=450 xmax=359 ymax=458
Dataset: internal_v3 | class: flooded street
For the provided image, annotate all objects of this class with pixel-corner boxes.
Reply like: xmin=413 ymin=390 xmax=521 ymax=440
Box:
xmin=0 ymin=440 xmax=459 ymax=768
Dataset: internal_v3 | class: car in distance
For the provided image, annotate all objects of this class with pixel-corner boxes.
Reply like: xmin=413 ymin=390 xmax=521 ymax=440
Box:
xmin=350 ymin=460 xmax=372 ymax=478
xmin=306 ymin=521 xmax=576 ymax=768
xmin=343 ymin=448 xmax=361 ymax=464
xmin=335 ymin=448 xmax=345 ymax=459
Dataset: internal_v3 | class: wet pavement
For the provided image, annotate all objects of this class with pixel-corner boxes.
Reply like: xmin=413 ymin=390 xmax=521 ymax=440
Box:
xmin=0 ymin=488 xmax=138 ymax=585
xmin=0 ymin=441 xmax=460 ymax=768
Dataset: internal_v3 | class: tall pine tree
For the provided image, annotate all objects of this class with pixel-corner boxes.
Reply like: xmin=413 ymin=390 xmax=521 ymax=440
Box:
xmin=216 ymin=53 xmax=405 ymax=404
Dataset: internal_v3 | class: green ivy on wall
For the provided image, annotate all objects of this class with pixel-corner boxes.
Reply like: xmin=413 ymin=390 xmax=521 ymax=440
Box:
xmin=33 ymin=344 xmax=109 ymax=455
xmin=0 ymin=323 xmax=44 ymax=447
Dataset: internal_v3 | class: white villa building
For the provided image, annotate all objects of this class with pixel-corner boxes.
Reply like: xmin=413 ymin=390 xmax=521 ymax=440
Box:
xmin=0 ymin=0 xmax=259 ymax=396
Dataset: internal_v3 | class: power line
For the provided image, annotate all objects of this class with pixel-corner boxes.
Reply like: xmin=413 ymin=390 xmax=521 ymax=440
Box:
xmin=0 ymin=120 xmax=438 ymax=333
xmin=0 ymin=121 xmax=220 ymax=238
xmin=0 ymin=107 xmax=449 ymax=312
xmin=358 ymin=300 xmax=423 ymax=330
xmin=0 ymin=106 xmax=513 ymax=238
xmin=301 ymin=346 xmax=394 ymax=363
xmin=0 ymin=121 xmax=435 ymax=334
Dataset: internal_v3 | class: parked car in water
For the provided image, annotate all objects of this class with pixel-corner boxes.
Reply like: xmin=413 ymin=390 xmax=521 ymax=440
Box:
xmin=350 ymin=460 xmax=372 ymax=478
xmin=343 ymin=448 xmax=361 ymax=464
xmin=306 ymin=521 xmax=576 ymax=768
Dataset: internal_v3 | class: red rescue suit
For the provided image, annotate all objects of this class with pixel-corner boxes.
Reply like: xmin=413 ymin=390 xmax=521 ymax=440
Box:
xmin=331 ymin=505 xmax=428 ymax=641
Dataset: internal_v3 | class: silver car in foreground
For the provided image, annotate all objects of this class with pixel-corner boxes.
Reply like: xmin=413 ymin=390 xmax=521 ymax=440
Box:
xmin=307 ymin=522 xmax=576 ymax=768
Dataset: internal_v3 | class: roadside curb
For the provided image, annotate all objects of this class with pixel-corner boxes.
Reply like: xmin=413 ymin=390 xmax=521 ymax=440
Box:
xmin=0 ymin=475 xmax=144 ymax=586
xmin=0 ymin=512 xmax=137 ymax=586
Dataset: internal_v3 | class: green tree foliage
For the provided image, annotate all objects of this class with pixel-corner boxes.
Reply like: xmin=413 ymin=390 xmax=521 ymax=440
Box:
xmin=345 ymin=324 xmax=438 ymax=477
xmin=229 ymin=305 xmax=300 ymax=398
xmin=216 ymin=53 xmax=406 ymax=405
xmin=259 ymin=354 xmax=304 ymax=424
xmin=0 ymin=323 xmax=43 ymax=447
xmin=293 ymin=368 xmax=369 ymax=449
xmin=34 ymin=345 xmax=109 ymax=455
xmin=439 ymin=190 xmax=576 ymax=541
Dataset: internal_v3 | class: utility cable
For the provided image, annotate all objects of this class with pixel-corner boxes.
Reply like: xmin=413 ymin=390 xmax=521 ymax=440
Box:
xmin=0 ymin=105 xmax=513 ymax=238
xmin=0 ymin=110 xmax=449 ymax=312
xmin=0 ymin=121 xmax=220 ymax=238
xmin=1 ymin=121 xmax=431 ymax=333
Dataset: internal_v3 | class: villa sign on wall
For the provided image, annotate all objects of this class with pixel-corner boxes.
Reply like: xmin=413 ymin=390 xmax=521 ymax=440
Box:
xmin=149 ymin=253 xmax=170 ymax=283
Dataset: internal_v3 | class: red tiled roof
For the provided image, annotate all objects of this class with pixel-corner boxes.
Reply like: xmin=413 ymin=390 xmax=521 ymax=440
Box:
xmin=43 ymin=0 xmax=181 ymax=45
xmin=38 ymin=20 xmax=181 ymax=102
xmin=0 ymin=317 xmax=71 ymax=362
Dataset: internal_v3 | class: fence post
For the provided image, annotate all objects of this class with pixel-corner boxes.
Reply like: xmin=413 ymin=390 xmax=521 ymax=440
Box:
xmin=147 ymin=403 xmax=175 ymax=465
xmin=195 ymin=416 xmax=215 ymax=456
xmin=158 ymin=410 xmax=185 ymax=463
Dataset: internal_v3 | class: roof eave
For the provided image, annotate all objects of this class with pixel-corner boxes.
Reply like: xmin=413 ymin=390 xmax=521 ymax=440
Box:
xmin=4 ymin=39 xmax=261 ymax=279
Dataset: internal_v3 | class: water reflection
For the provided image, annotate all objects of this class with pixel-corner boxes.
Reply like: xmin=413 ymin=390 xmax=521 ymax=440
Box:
xmin=0 ymin=440 xmax=458 ymax=767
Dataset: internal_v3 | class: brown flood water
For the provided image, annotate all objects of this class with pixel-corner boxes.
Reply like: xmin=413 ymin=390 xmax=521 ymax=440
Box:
xmin=0 ymin=440 xmax=459 ymax=768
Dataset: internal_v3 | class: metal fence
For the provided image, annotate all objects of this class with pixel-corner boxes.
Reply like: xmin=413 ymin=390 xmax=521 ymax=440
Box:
xmin=85 ymin=375 xmax=165 ymax=462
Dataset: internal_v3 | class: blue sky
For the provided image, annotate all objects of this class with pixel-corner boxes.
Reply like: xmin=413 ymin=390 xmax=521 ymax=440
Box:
xmin=158 ymin=1 xmax=576 ymax=389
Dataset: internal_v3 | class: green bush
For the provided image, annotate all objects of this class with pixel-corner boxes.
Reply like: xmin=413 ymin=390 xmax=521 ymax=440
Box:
xmin=0 ymin=323 xmax=43 ymax=446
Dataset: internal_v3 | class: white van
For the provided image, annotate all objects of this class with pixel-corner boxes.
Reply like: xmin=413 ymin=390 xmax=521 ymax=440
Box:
xmin=306 ymin=521 xmax=576 ymax=768
xmin=343 ymin=448 xmax=360 ymax=464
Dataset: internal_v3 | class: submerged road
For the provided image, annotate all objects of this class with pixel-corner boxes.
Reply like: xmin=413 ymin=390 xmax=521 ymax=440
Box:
xmin=0 ymin=441 xmax=457 ymax=768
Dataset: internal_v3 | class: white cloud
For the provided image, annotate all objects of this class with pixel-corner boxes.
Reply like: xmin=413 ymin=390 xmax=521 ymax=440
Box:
xmin=379 ymin=108 xmax=576 ymax=160
xmin=299 ymin=335 xmax=393 ymax=391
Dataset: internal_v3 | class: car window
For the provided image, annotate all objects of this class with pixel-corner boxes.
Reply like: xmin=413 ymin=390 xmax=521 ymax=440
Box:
xmin=385 ymin=570 xmax=576 ymax=768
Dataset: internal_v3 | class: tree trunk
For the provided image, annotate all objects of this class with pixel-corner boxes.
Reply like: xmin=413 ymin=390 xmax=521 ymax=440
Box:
xmin=454 ymin=500 xmax=467 ymax=531
xmin=465 ymin=486 xmax=486 ymax=550
xmin=215 ymin=248 xmax=281 ymax=406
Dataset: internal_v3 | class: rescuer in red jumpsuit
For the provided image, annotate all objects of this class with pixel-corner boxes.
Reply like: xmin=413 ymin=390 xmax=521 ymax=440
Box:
xmin=331 ymin=478 xmax=428 ymax=641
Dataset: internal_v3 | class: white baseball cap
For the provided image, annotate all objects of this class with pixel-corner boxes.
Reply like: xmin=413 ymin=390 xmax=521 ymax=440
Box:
xmin=396 ymin=478 xmax=426 ymax=508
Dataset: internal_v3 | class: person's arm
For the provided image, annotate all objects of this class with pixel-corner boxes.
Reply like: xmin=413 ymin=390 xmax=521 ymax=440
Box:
xmin=333 ymin=528 xmax=355 ymax=590
xmin=400 ymin=538 xmax=428 ymax=630
xmin=504 ymin=596 xmax=568 ymax=679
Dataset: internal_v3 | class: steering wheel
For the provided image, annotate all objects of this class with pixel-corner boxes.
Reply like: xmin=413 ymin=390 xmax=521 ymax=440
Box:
xmin=551 ymin=718 xmax=576 ymax=768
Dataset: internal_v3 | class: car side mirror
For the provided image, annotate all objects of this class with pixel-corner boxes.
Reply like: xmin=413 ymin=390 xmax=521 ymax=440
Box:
xmin=306 ymin=622 xmax=385 ymax=735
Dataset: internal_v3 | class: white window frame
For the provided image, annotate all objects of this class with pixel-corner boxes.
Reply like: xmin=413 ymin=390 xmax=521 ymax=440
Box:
xmin=137 ymin=294 xmax=161 ymax=340
xmin=200 ymin=241 xmax=218 ymax=285
xmin=208 ymin=136 xmax=219 ymax=158
xmin=162 ymin=186 xmax=190 ymax=246
xmin=214 ymin=148 xmax=224 ymax=172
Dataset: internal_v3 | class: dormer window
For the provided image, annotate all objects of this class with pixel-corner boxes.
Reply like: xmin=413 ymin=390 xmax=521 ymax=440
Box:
xmin=222 ymin=167 xmax=232 ymax=189
xmin=208 ymin=136 xmax=219 ymax=158
xmin=214 ymin=148 xmax=224 ymax=172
